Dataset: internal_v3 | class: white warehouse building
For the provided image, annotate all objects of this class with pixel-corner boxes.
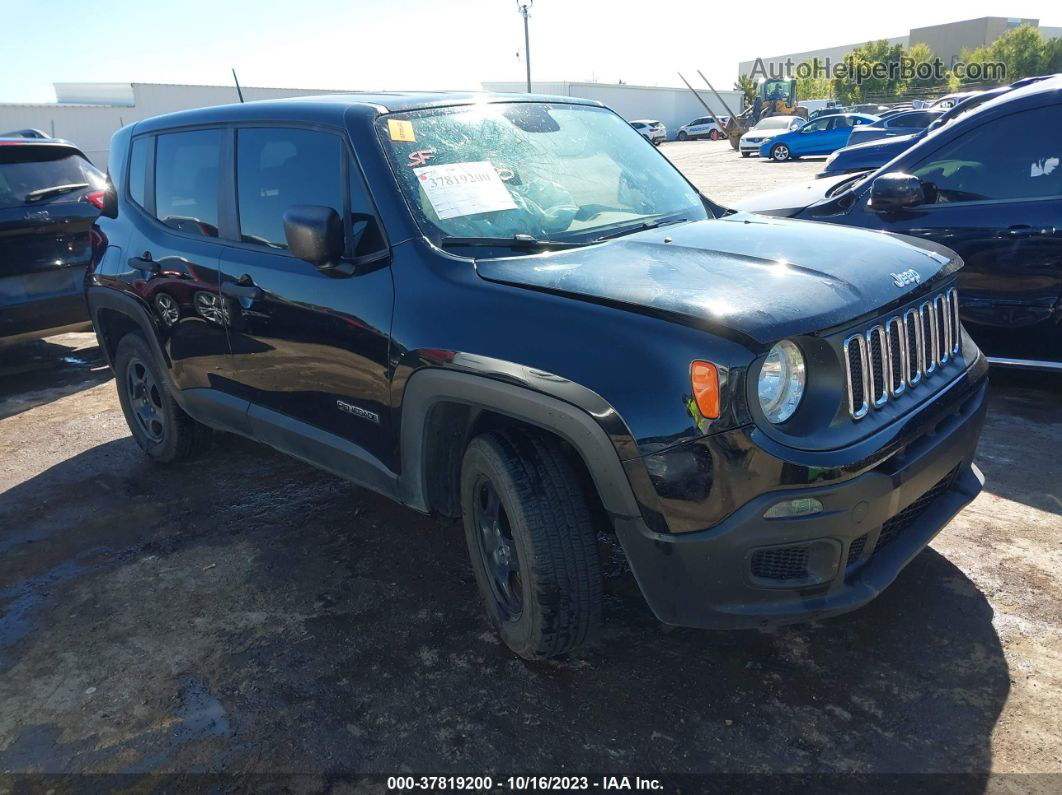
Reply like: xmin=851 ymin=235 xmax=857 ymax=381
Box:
xmin=0 ymin=80 xmax=743 ymax=166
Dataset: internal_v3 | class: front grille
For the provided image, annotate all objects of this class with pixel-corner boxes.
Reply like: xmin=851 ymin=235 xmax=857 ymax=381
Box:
xmin=750 ymin=545 xmax=809 ymax=581
xmin=875 ymin=466 xmax=959 ymax=552
xmin=843 ymin=287 xmax=960 ymax=419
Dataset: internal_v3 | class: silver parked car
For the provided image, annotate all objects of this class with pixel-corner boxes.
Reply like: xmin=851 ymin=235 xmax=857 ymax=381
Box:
xmin=738 ymin=115 xmax=805 ymax=157
xmin=630 ymin=119 xmax=667 ymax=145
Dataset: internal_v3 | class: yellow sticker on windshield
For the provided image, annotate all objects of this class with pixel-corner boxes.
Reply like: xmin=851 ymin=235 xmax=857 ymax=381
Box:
xmin=387 ymin=119 xmax=416 ymax=142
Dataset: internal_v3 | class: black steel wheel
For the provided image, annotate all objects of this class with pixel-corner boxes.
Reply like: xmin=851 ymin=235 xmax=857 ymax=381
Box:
xmin=460 ymin=430 xmax=602 ymax=659
xmin=471 ymin=475 xmax=523 ymax=620
xmin=113 ymin=333 xmax=209 ymax=462
xmin=126 ymin=356 xmax=165 ymax=443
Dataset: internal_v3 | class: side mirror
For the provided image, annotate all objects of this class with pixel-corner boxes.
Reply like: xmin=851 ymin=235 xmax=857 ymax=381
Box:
xmin=283 ymin=204 xmax=344 ymax=268
xmin=869 ymin=173 xmax=924 ymax=213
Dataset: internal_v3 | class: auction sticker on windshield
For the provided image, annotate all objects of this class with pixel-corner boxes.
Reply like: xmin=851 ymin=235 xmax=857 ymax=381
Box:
xmin=414 ymin=161 xmax=517 ymax=220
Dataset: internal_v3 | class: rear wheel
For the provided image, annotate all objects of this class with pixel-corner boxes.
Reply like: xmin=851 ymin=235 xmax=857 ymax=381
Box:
xmin=709 ymin=129 xmax=721 ymax=141
xmin=770 ymin=143 xmax=793 ymax=162
xmin=460 ymin=430 xmax=602 ymax=659
xmin=114 ymin=333 xmax=209 ymax=463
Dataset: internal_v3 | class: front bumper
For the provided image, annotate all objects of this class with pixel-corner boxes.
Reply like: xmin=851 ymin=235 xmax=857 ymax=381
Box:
xmin=613 ymin=375 xmax=987 ymax=629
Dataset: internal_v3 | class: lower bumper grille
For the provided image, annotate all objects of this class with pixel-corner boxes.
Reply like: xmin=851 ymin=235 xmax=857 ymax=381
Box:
xmin=751 ymin=546 xmax=810 ymax=581
xmin=875 ymin=466 xmax=959 ymax=552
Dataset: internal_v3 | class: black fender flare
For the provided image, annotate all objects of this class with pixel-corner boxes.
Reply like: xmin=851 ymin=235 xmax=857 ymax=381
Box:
xmin=397 ymin=368 xmax=646 ymax=523
xmin=86 ymin=285 xmax=171 ymax=378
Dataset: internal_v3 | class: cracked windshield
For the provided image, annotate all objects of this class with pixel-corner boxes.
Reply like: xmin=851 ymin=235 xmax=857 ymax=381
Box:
xmin=380 ymin=103 xmax=707 ymax=244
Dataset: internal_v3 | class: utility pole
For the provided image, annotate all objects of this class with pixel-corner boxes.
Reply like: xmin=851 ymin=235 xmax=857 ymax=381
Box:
xmin=516 ymin=1 xmax=533 ymax=92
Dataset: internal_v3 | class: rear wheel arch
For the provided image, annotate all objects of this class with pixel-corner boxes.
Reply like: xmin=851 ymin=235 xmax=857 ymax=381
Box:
xmin=88 ymin=287 xmax=169 ymax=373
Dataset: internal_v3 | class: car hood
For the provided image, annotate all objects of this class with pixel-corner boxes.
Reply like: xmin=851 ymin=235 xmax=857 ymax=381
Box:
xmin=475 ymin=214 xmax=958 ymax=346
xmin=742 ymin=129 xmax=784 ymax=140
xmin=733 ymin=174 xmax=852 ymax=216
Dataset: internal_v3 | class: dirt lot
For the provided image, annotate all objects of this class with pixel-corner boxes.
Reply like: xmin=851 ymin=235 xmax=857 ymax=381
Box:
xmin=1 ymin=141 xmax=1060 ymax=784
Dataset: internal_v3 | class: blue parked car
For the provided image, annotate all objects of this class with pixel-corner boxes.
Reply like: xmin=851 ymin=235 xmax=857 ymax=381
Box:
xmin=759 ymin=113 xmax=878 ymax=161
xmin=845 ymin=109 xmax=943 ymax=146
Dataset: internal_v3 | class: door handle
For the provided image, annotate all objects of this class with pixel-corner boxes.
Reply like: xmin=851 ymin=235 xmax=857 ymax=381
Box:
xmin=220 ymin=277 xmax=263 ymax=301
xmin=128 ymin=251 xmax=159 ymax=273
xmin=1006 ymin=225 xmax=1039 ymax=238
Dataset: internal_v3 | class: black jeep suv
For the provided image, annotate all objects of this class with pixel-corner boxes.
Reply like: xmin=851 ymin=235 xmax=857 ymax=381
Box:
xmin=1 ymin=133 xmax=106 ymax=345
xmin=88 ymin=93 xmax=988 ymax=659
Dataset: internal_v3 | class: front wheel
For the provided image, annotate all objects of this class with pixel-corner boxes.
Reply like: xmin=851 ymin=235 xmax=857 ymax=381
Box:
xmin=460 ymin=430 xmax=602 ymax=659
xmin=677 ymin=130 xmax=688 ymax=141
xmin=709 ymin=129 xmax=721 ymax=141
xmin=740 ymin=151 xmax=751 ymax=158
xmin=770 ymin=143 xmax=793 ymax=162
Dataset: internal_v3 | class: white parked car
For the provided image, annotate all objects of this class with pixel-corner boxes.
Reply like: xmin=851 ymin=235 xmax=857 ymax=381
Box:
xmin=630 ymin=119 xmax=667 ymax=145
xmin=676 ymin=115 xmax=729 ymax=141
xmin=738 ymin=115 xmax=805 ymax=157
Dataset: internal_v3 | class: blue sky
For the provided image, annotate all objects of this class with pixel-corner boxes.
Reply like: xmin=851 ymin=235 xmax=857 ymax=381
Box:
xmin=3 ymin=0 xmax=1059 ymax=102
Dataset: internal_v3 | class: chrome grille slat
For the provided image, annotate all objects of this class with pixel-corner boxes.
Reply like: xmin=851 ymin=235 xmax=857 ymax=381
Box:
xmin=936 ymin=294 xmax=950 ymax=365
xmin=948 ymin=287 xmax=961 ymax=354
xmin=843 ymin=288 xmax=959 ymax=420
xmin=885 ymin=317 xmax=906 ymax=397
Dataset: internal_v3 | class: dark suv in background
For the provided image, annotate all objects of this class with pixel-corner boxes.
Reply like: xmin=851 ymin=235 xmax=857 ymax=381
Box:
xmin=0 ymin=132 xmax=105 ymax=345
xmin=88 ymin=93 xmax=987 ymax=659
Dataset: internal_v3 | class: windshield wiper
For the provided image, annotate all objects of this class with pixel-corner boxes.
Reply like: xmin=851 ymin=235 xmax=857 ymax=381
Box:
xmin=24 ymin=183 xmax=89 ymax=203
xmin=440 ymin=234 xmax=584 ymax=251
xmin=590 ymin=216 xmax=688 ymax=243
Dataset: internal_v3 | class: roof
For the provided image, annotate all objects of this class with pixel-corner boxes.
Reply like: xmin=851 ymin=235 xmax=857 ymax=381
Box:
xmin=132 ymin=91 xmax=603 ymax=134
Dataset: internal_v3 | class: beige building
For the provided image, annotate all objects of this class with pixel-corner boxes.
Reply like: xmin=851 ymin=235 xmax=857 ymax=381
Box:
xmin=738 ymin=16 xmax=1060 ymax=79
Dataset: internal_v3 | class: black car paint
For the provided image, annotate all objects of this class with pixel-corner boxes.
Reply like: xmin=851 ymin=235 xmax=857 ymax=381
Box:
xmin=0 ymin=139 xmax=101 ymax=343
xmin=740 ymin=78 xmax=1062 ymax=366
xmin=88 ymin=93 xmax=987 ymax=630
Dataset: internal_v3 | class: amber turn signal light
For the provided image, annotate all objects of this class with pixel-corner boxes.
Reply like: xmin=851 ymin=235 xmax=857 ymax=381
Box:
xmin=690 ymin=361 xmax=720 ymax=419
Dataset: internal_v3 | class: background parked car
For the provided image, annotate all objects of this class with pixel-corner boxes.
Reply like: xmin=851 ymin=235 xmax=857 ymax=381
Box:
xmin=738 ymin=115 xmax=804 ymax=157
xmin=630 ymin=119 xmax=666 ymax=145
xmin=0 ymin=135 xmax=106 ymax=346
xmin=759 ymin=113 xmax=878 ymax=161
xmin=676 ymin=116 xmax=728 ymax=140
xmin=820 ymin=76 xmax=1058 ymax=177
xmin=845 ymin=110 xmax=943 ymax=146
xmin=738 ymin=76 xmax=1062 ymax=369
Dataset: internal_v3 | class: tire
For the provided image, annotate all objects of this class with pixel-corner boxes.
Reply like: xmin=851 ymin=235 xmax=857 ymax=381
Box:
xmin=677 ymin=130 xmax=688 ymax=141
xmin=460 ymin=430 xmax=602 ymax=659
xmin=741 ymin=151 xmax=751 ymax=158
xmin=113 ymin=332 xmax=209 ymax=463
xmin=770 ymin=143 xmax=792 ymax=162
xmin=709 ymin=129 xmax=721 ymax=141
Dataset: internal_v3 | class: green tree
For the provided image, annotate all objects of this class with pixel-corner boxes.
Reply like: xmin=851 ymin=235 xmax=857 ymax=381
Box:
xmin=903 ymin=41 xmax=950 ymax=94
xmin=959 ymin=24 xmax=1051 ymax=84
xmin=794 ymin=58 xmax=833 ymax=99
xmin=1044 ymin=36 xmax=1062 ymax=73
xmin=733 ymin=74 xmax=757 ymax=108
xmin=831 ymin=40 xmax=907 ymax=103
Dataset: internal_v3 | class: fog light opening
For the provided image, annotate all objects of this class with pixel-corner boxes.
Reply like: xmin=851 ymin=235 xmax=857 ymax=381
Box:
xmin=763 ymin=497 xmax=823 ymax=519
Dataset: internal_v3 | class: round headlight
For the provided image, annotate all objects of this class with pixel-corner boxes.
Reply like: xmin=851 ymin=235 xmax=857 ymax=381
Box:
xmin=758 ymin=340 xmax=806 ymax=423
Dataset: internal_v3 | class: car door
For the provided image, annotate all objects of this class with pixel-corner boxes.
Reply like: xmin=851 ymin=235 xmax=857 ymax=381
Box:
xmin=790 ymin=117 xmax=828 ymax=155
xmin=849 ymin=103 xmax=1062 ymax=362
xmin=217 ymin=125 xmax=395 ymax=464
xmin=120 ymin=129 xmax=233 ymax=392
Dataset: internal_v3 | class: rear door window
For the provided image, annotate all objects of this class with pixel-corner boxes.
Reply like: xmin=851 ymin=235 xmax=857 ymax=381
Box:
xmin=154 ymin=130 xmax=222 ymax=237
xmin=0 ymin=147 xmax=102 ymax=209
xmin=236 ymin=127 xmax=343 ymax=250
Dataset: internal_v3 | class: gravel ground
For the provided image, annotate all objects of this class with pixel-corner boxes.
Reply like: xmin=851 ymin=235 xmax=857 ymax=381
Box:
xmin=0 ymin=140 xmax=1060 ymax=785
